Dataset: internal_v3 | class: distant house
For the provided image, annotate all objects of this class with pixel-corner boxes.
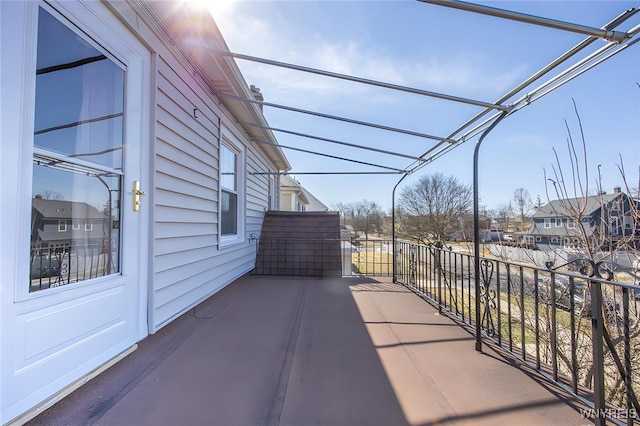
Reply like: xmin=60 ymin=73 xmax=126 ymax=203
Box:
xmin=524 ymin=187 xmax=639 ymax=250
xmin=279 ymin=175 xmax=328 ymax=212
xmin=31 ymin=197 xmax=109 ymax=249
xmin=301 ymin=186 xmax=329 ymax=212
xmin=448 ymin=213 xmax=492 ymax=242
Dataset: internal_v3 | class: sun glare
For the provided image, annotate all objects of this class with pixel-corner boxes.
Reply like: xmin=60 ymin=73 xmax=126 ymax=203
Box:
xmin=185 ymin=0 xmax=237 ymax=17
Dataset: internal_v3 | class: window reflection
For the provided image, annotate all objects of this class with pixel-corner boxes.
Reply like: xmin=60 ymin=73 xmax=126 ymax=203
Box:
xmin=30 ymin=163 xmax=121 ymax=291
xmin=221 ymin=191 xmax=238 ymax=236
xmin=30 ymin=7 xmax=124 ymax=292
xmin=34 ymin=7 xmax=124 ymax=170
xmin=220 ymin=144 xmax=238 ymax=236
xmin=220 ymin=144 xmax=237 ymax=190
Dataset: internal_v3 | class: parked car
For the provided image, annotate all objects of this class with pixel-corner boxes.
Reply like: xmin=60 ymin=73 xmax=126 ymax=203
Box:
xmin=527 ymin=276 xmax=619 ymax=319
xmin=502 ymin=234 xmax=515 ymax=242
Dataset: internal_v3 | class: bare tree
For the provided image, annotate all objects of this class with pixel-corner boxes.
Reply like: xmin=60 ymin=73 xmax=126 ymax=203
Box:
xmin=540 ymin=99 xmax=640 ymax=407
xmin=337 ymin=200 xmax=384 ymax=239
xmin=495 ymin=202 xmax=513 ymax=232
xmin=396 ymin=173 xmax=472 ymax=244
xmin=513 ymin=187 xmax=532 ymax=232
xmin=39 ymin=190 xmax=64 ymax=200
xmin=542 ymin=100 xmax=639 ymax=260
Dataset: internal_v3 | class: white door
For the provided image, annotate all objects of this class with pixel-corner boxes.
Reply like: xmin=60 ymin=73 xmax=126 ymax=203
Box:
xmin=1 ymin=1 xmax=149 ymax=421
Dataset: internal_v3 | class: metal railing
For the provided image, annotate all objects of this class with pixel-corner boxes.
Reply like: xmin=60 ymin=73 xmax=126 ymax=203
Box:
xmin=346 ymin=238 xmax=394 ymax=276
xmin=390 ymin=240 xmax=640 ymax=425
xmin=30 ymin=244 xmax=117 ymax=291
xmin=254 ymin=235 xmax=639 ymax=422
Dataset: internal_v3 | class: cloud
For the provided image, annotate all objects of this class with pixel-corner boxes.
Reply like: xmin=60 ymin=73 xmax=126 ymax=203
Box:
xmin=214 ymin=7 xmax=528 ymax=108
xmin=212 ymin=4 xmax=543 ymax=139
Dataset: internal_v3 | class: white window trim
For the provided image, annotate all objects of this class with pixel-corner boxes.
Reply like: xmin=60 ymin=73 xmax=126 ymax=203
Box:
xmin=58 ymin=220 xmax=67 ymax=232
xmin=610 ymin=217 xmax=620 ymax=235
xmin=544 ymin=218 xmax=551 ymax=228
xmin=555 ymin=218 xmax=562 ymax=227
xmin=218 ymin=130 xmax=245 ymax=248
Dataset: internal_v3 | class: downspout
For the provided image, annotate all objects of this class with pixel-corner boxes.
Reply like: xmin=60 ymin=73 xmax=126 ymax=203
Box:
xmin=392 ymin=173 xmax=409 ymax=283
xmin=473 ymin=112 xmax=509 ymax=352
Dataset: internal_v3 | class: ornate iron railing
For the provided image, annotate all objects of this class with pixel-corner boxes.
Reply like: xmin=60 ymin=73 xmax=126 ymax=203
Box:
xmin=390 ymin=240 xmax=640 ymax=425
xmin=254 ymin=235 xmax=639 ymax=422
xmin=30 ymin=243 xmax=117 ymax=291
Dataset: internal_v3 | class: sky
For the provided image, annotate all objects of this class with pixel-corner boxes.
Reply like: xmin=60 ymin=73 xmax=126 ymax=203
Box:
xmin=208 ymin=0 xmax=639 ymax=213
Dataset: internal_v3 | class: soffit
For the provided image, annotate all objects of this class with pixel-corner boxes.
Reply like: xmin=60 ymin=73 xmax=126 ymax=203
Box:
xmin=134 ymin=1 xmax=291 ymax=171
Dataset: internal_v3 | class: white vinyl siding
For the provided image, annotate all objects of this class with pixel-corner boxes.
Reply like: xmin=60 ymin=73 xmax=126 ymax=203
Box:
xmin=281 ymin=193 xmax=293 ymax=211
xmin=150 ymin=56 xmax=277 ymax=331
xmin=1 ymin=1 xmax=286 ymax=421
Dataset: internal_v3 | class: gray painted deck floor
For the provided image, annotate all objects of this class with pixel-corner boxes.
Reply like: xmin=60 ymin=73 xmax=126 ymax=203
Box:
xmin=27 ymin=275 xmax=591 ymax=426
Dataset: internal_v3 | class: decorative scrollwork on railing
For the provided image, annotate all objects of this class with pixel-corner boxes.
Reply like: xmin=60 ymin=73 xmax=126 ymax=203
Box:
xmin=545 ymin=258 xmax=640 ymax=281
xmin=431 ymin=243 xmax=459 ymax=314
xmin=479 ymin=259 xmax=496 ymax=336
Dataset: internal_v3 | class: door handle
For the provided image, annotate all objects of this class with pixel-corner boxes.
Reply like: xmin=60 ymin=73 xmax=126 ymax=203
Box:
xmin=133 ymin=180 xmax=146 ymax=211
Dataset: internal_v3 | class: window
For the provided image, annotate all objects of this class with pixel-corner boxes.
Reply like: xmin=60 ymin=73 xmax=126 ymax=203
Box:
xmin=544 ymin=218 xmax=551 ymax=228
xmin=567 ymin=219 xmax=575 ymax=229
xmin=219 ymin=138 xmax=244 ymax=245
xmin=624 ymin=217 xmax=633 ymax=229
xmin=535 ymin=236 xmax=542 ymax=242
xmin=220 ymin=143 xmax=237 ymax=236
xmin=555 ymin=218 xmax=562 ymax=227
xmin=30 ymin=7 xmax=123 ymax=292
xmin=610 ymin=217 xmax=620 ymax=235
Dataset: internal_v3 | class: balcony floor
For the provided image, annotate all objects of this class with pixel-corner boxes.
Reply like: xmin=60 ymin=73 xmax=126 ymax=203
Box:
xmin=28 ymin=275 xmax=589 ymax=425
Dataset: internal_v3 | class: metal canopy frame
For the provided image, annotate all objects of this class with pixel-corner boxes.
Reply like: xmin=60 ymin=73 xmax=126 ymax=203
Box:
xmin=188 ymin=3 xmax=639 ymax=179
xmin=190 ymin=0 xmax=637 ymax=380
xmin=188 ymin=3 xmax=639 ymax=419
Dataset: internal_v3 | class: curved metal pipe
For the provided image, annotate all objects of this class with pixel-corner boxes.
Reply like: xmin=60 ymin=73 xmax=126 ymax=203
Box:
xmin=419 ymin=0 xmax=630 ymax=42
xmin=392 ymin=173 xmax=409 ymax=282
xmin=473 ymin=111 xmax=509 ymax=352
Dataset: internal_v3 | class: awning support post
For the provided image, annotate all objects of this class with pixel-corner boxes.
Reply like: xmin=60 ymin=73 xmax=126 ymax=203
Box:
xmin=473 ymin=112 xmax=508 ymax=352
xmin=392 ymin=173 xmax=409 ymax=283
